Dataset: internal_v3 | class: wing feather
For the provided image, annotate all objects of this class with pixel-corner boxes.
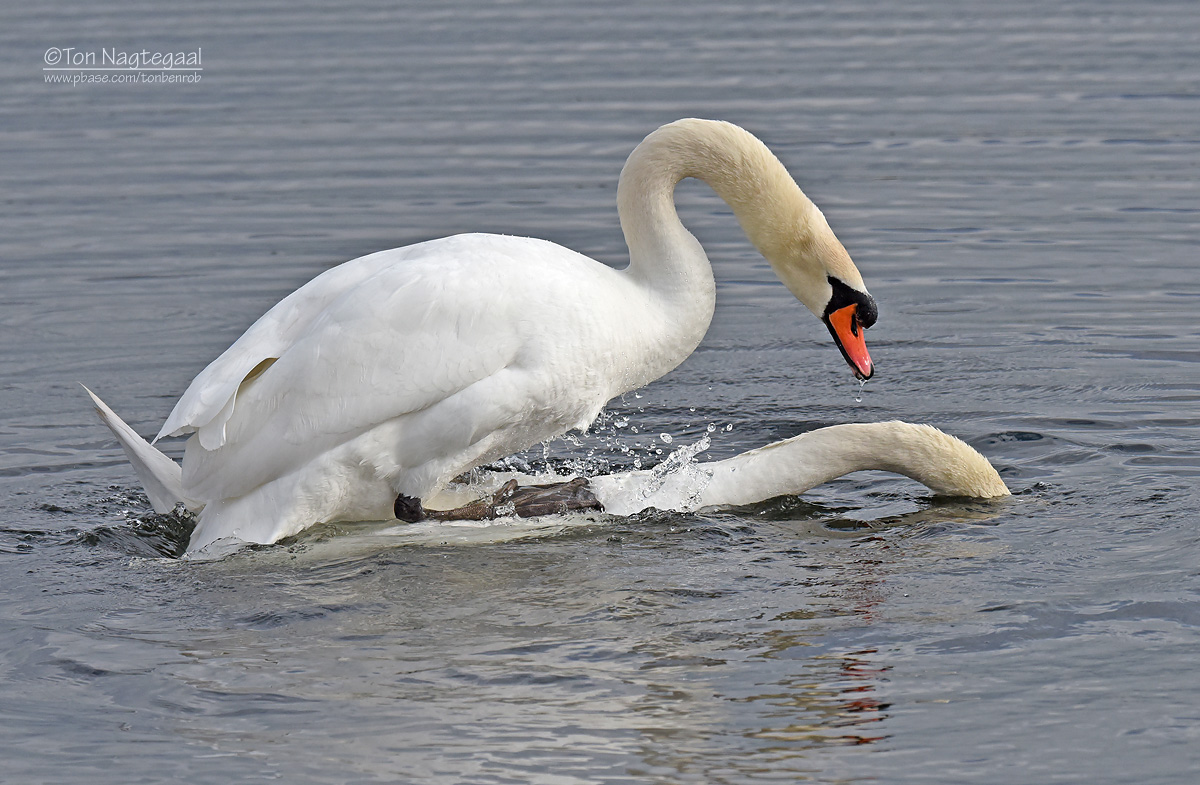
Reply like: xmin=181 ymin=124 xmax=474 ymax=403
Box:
xmin=176 ymin=234 xmax=615 ymax=501
xmin=157 ymin=242 xmax=431 ymax=443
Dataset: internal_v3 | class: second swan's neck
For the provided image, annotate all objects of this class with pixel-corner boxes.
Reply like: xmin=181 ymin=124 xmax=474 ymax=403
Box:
xmin=590 ymin=421 xmax=1010 ymax=516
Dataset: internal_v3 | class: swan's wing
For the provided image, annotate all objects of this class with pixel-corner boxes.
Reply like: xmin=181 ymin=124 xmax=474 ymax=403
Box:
xmin=176 ymin=235 xmax=613 ymax=502
xmin=157 ymin=243 xmax=422 ymax=444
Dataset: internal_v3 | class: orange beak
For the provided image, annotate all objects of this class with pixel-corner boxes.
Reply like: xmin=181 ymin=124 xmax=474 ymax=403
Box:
xmin=825 ymin=304 xmax=874 ymax=380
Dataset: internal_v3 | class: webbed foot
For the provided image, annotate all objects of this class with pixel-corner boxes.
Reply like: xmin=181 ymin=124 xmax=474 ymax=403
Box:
xmin=505 ymin=477 xmax=603 ymax=517
xmin=393 ymin=493 xmax=426 ymax=522
xmin=394 ymin=478 xmax=603 ymax=523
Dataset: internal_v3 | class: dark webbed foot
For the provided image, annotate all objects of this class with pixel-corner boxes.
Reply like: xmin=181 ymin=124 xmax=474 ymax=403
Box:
xmin=393 ymin=494 xmax=426 ymax=522
xmin=506 ymin=477 xmax=602 ymax=517
xmin=394 ymin=478 xmax=603 ymax=523
xmin=424 ymin=480 xmax=520 ymax=522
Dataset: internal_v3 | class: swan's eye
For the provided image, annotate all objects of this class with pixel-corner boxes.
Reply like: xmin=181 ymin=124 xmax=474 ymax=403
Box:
xmin=856 ymin=295 xmax=878 ymax=330
xmin=823 ymin=276 xmax=876 ymax=329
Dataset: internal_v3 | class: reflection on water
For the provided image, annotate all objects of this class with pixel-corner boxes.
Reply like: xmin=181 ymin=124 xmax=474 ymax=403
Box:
xmin=738 ymin=649 xmax=891 ymax=748
xmin=43 ymin=499 xmax=994 ymax=782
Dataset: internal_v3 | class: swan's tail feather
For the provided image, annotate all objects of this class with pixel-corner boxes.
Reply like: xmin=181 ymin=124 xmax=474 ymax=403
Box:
xmin=82 ymin=385 xmax=199 ymax=514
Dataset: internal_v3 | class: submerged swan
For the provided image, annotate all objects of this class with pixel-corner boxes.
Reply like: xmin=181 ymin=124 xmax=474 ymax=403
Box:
xmin=86 ymin=119 xmax=880 ymax=555
xmin=590 ymin=421 xmax=1009 ymax=514
xmin=415 ymin=421 xmax=1009 ymax=521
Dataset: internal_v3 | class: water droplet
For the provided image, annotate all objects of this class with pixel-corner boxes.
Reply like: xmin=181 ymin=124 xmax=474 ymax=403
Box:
xmin=706 ymin=423 xmax=716 ymax=434
xmin=854 ymin=378 xmax=867 ymax=403
xmin=724 ymin=424 xmax=733 ymax=432
xmin=659 ymin=433 xmax=673 ymax=444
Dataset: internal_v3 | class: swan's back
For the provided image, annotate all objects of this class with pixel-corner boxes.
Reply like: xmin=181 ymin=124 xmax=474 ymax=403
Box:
xmin=170 ymin=234 xmax=684 ymax=513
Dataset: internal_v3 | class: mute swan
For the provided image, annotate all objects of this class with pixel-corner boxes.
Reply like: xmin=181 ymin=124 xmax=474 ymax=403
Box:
xmin=86 ymin=118 xmax=879 ymax=555
xmin=590 ymin=421 xmax=1009 ymax=514
xmin=410 ymin=421 xmax=1009 ymax=522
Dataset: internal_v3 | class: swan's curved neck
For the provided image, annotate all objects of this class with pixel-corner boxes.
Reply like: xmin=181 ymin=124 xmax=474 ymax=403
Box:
xmin=698 ymin=422 xmax=1009 ymax=507
xmin=590 ymin=421 xmax=1009 ymax=515
xmin=617 ymin=119 xmax=847 ymax=315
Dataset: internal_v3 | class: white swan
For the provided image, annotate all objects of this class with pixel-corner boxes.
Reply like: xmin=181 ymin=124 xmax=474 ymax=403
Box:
xmin=586 ymin=421 xmax=1010 ymax=516
xmin=86 ymin=119 xmax=880 ymax=555
xmin=379 ymin=420 xmax=1008 ymax=546
xmin=414 ymin=421 xmax=1008 ymax=517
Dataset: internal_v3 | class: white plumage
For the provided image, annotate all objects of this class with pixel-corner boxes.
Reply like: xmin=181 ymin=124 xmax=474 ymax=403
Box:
xmin=88 ymin=119 xmax=882 ymax=554
xmin=590 ymin=422 xmax=1010 ymax=516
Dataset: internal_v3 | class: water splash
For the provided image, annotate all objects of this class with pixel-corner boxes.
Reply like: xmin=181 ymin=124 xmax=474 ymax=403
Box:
xmin=649 ymin=432 xmax=709 ymax=481
xmin=594 ymin=433 xmax=715 ymax=516
xmin=485 ymin=406 xmax=732 ymax=515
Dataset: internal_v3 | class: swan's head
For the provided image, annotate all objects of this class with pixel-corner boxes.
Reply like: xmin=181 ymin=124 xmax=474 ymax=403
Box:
xmin=766 ymin=216 xmax=877 ymax=381
xmin=821 ymin=274 xmax=877 ymax=381
xmin=618 ymin=117 xmax=878 ymax=379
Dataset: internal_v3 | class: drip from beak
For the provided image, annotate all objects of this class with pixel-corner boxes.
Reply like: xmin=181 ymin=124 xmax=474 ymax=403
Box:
xmin=824 ymin=304 xmax=874 ymax=380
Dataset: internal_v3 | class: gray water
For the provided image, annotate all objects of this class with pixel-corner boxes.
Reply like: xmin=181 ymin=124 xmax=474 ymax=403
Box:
xmin=3 ymin=0 xmax=1200 ymax=782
